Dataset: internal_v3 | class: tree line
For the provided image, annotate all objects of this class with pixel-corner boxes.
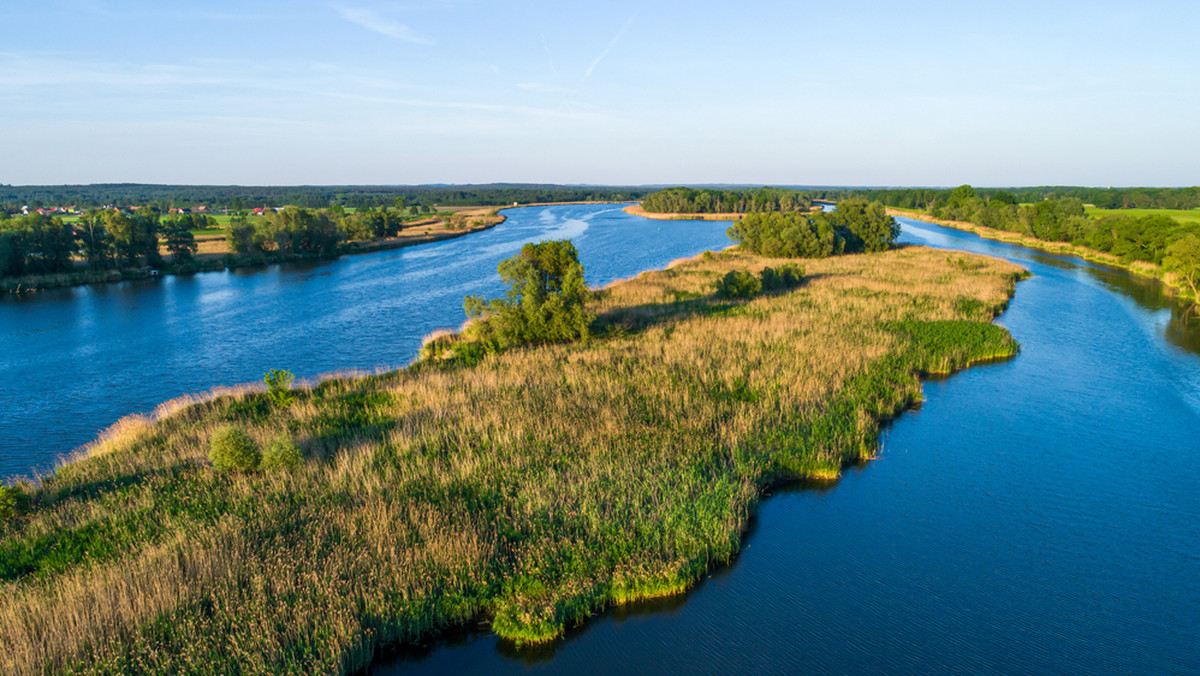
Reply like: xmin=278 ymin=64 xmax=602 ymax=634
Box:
xmin=726 ymin=197 xmax=899 ymax=258
xmin=864 ymin=184 xmax=1200 ymax=300
xmin=0 ymin=205 xmax=422 ymax=280
xmin=0 ymin=184 xmax=650 ymax=213
xmin=850 ymin=185 xmax=1200 ymax=212
xmin=641 ymin=187 xmax=813 ymax=214
xmin=0 ymin=210 xmax=207 ymax=278
xmin=887 ymin=185 xmax=1200 ymax=269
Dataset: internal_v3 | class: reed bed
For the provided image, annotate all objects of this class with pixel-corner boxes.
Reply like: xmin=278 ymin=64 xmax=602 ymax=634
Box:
xmin=0 ymin=245 xmax=1025 ymax=674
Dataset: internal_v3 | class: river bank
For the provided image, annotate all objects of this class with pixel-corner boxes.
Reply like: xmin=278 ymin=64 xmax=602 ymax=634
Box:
xmin=0 ymin=242 xmax=1024 ymax=674
xmin=885 ymin=207 xmax=1196 ymax=302
xmin=0 ymin=207 xmax=506 ymax=294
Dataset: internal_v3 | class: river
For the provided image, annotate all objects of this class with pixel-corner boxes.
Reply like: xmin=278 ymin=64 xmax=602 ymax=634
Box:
xmin=378 ymin=214 xmax=1200 ymax=674
xmin=4 ymin=206 xmax=1198 ymax=673
xmin=0 ymin=204 xmax=731 ymax=478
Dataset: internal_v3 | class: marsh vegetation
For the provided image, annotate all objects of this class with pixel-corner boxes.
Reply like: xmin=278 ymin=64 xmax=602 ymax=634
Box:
xmin=0 ymin=240 xmax=1023 ymax=674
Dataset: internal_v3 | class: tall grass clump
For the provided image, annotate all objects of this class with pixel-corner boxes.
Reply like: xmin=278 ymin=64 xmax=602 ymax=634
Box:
xmin=0 ymin=245 xmax=1025 ymax=675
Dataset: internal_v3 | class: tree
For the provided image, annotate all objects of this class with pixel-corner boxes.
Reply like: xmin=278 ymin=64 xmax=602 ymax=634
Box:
xmin=163 ymin=216 xmax=198 ymax=263
xmin=990 ymin=191 xmax=1018 ymax=205
xmin=834 ymin=197 xmax=900 ymax=253
xmin=948 ymin=184 xmax=977 ymax=207
xmin=78 ymin=208 xmax=113 ymax=268
xmin=463 ymin=240 xmax=592 ymax=349
xmin=1164 ymin=234 xmax=1200 ymax=300
xmin=104 ymin=210 xmax=160 ymax=266
xmin=727 ymin=212 xmax=843 ymax=258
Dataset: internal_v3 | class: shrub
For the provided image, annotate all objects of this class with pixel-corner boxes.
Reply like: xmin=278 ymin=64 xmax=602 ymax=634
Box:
xmin=715 ymin=269 xmax=762 ymax=299
xmin=760 ymin=263 xmax=805 ymax=291
xmin=209 ymin=426 xmax=261 ymax=472
xmin=261 ymin=436 xmax=303 ymax=471
xmin=0 ymin=486 xmax=14 ymax=520
xmin=264 ymin=369 xmax=295 ymax=407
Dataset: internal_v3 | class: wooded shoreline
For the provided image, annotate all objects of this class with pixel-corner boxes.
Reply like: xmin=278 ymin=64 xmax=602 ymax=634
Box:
xmin=888 ymin=208 xmax=1196 ymax=302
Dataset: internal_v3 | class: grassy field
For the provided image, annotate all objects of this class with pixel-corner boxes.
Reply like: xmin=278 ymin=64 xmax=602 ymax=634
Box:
xmin=1084 ymin=205 xmax=1200 ymax=225
xmin=0 ymin=245 xmax=1024 ymax=674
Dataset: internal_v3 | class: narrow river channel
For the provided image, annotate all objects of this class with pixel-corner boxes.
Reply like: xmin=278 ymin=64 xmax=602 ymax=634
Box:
xmin=378 ymin=215 xmax=1200 ymax=674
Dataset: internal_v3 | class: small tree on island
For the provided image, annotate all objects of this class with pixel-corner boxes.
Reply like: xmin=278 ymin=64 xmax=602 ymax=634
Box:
xmin=464 ymin=239 xmax=593 ymax=350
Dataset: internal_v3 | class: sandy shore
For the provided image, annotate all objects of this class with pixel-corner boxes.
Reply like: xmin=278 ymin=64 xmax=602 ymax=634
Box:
xmin=622 ymin=204 xmax=744 ymax=221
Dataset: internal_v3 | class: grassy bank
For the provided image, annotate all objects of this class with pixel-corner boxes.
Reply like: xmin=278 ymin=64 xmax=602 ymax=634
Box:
xmin=887 ymin=208 xmax=1196 ymax=302
xmin=0 ymin=245 xmax=1025 ymax=674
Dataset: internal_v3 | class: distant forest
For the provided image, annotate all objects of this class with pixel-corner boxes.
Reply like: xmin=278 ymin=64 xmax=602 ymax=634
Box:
xmin=844 ymin=186 xmax=1200 ymax=211
xmin=865 ymin=185 xmax=1200 ymax=276
xmin=0 ymin=184 xmax=650 ymax=212
xmin=641 ymin=187 xmax=813 ymax=214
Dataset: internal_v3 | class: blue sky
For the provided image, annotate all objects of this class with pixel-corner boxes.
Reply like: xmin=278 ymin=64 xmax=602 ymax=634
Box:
xmin=2 ymin=0 xmax=1198 ymax=186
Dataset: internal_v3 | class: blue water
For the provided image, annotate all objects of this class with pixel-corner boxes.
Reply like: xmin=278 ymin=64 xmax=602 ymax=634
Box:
xmin=381 ymin=216 xmax=1200 ymax=674
xmin=0 ymin=204 xmax=732 ymax=478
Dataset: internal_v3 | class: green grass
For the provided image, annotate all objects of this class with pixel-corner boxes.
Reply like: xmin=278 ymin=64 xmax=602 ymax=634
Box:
xmin=0 ymin=246 xmax=1025 ymax=674
xmin=1084 ymin=206 xmax=1200 ymax=225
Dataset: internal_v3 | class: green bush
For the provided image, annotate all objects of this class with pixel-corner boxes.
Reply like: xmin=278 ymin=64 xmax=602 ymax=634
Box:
xmin=209 ymin=426 xmax=261 ymax=472
xmin=0 ymin=486 xmax=14 ymax=520
xmin=760 ymin=263 xmax=805 ymax=291
xmin=715 ymin=269 xmax=762 ymax=299
xmin=264 ymin=369 xmax=295 ymax=407
xmin=261 ymin=436 xmax=303 ymax=471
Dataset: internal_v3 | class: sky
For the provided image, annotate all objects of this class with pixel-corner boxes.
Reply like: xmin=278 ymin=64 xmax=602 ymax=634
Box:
xmin=2 ymin=0 xmax=1198 ymax=187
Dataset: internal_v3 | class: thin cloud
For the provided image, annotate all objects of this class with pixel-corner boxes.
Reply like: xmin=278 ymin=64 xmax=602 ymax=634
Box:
xmin=517 ymin=82 xmax=580 ymax=96
xmin=333 ymin=5 xmax=433 ymax=45
xmin=586 ymin=13 xmax=636 ymax=78
xmin=541 ymin=33 xmax=558 ymax=75
xmin=320 ymin=91 xmax=610 ymax=123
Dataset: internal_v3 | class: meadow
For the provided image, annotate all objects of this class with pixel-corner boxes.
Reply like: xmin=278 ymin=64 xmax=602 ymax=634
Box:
xmin=0 ymin=245 xmax=1024 ymax=674
xmin=1084 ymin=205 xmax=1200 ymax=225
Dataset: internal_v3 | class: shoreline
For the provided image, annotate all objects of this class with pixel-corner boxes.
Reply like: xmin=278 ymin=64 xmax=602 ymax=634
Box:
xmin=888 ymin=208 xmax=1195 ymax=301
xmin=623 ymin=203 xmax=744 ymax=221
